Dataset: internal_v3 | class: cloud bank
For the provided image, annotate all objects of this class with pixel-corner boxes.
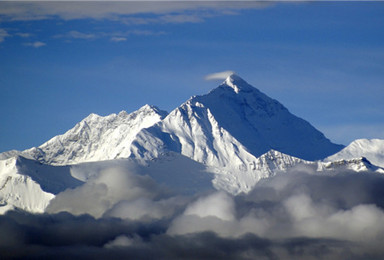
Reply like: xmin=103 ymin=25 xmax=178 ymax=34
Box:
xmin=2 ymin=165 xmax=384 ymax=259
xmin=0 ymin=2 xmax=271 ymax=22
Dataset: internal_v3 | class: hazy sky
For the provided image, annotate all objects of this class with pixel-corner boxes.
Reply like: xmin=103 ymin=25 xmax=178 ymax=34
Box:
xmin=0 ymin=1 xmax=383 ymax=152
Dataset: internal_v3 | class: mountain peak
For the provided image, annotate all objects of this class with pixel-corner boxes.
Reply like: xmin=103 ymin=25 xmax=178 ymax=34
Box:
xmin=138 ymin=104 xmax=168 ymax=117
xmin=130 ymin=74 xmax=344 ymax=164
xmin=222 ymin=73 xmax=254 ymax=93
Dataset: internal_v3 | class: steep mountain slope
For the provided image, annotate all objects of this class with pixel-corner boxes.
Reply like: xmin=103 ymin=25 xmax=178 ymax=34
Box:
xmin=130 ymin=74 xmax=344 ymax=172
xmin=0 ymin=156 xmax=82 ymax=213
xmin=326 ymin=139 xmax=384 ymax=168
xmin=195 ymin=75 xmax=344 ymax=160
xmin=19 ymin=105 xmax=168 ymax=165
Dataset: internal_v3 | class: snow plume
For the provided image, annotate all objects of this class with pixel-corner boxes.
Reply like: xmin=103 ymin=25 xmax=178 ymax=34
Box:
xmin=3 ymin=167 xmax=384 ymax=259
xmin=204 ymin=70 xmax=235 ymax=80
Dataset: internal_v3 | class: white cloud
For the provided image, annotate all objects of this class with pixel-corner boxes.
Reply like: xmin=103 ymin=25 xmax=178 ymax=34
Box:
xmin=183 ymin=191 xmax=235 ymax=221
xmin=159 ymin=14 xmax=205 ymax=24
xmin=0 ymin=2 xmax=271 ymax=22
xmin=105 ymin=197 xmax=186 ymax=221
xmin=0 ymin=28 xmax=10 ymax=43
xmin=4 ymin=164 xmax=384 ymax=258
xmin=56 ymin=30 xmax=164 ymax=42
xmin=16 ymin=32 xmax=32 ymax=38
xmin=104 ymin=235 xmax=140 ymax=248
xmin=67 ymin=30 xmax=95 ymax=39
xmin=46 ymin=166 xmax=171 ymax=219
xmin=204 ymin=70 xmax=235 ymax=81
xmin=25 ymin=41 xmax=46 ymax=48
xmin=54 ymin=30 xmax=95 ymax=40
xmin=168 ymin=168 xmax=384 ymax=245
xmin=110 ymin=37 xmax=127 ymax=42
xmin=118 ymin=13 xmax=206 ymax=25
xmin=127 ymin=30 xmax=166 ymax=36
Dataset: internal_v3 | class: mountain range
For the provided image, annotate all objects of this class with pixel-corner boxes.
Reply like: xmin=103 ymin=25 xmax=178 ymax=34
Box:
xmin=1 ymin=74 xmax=383 ymax=213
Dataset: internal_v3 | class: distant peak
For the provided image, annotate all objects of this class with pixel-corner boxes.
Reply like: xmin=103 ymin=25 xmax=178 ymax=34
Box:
xmin=140 ymin=104 xmax=156 ymax=111
xmin=84 ymin=112 xmax=101 ymax=121
xmin=138 ymin=104 xmax=159 ymax=113
xmin=138 ymin=104 xmax=168 ymax=118
xmin=222 ymin=73 xmax=253 ymax=93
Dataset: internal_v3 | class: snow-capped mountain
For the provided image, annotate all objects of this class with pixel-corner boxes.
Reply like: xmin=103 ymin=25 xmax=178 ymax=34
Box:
xmin=318 ymin=156 xmax=384 ymax=173
xmin=2 ymin=74 xmax=343 ymax=169
xmin=1 ymin=73 xmax=383 ymax=213
xmin=0 ymin=156 xmax=81 ymax=213
xmin=17 ymin=105 xmax=167 ymax=165
xmin=211 ymin=149 xmax=310 ymax=194
xmin=130 ymin=74 xmax=344 ymax=171
xmin=211 ymin=149 xmax=384 ymax=194
xmin=326 ymin=139 xmax=384 ymax=168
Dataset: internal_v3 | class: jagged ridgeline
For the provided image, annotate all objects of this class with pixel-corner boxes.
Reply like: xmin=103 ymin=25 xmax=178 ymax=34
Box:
xmin=6 ymin=74 xmax=343 ymax=166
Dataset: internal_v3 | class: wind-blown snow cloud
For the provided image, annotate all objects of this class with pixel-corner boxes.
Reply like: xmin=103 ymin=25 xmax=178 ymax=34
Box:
xmin=3 ymin=166 xmax=384 ymax=259
xmin=205 ymin=70 xmax=235 ymax=80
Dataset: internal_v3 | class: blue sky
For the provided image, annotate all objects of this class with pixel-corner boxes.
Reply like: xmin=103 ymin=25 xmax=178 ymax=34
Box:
xmin=0 ymin=1 xmax=383 ymax=152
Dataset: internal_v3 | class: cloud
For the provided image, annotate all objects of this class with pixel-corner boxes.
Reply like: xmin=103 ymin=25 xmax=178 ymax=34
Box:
xmin=0 ymin=28 xmax=10 ymax=43
xmin=25 ymin=41 xmax=46 ymax=48
xmin=0 ymin=211 xmax=374 ymax=259
xmin=159 ymin=14 xmax=205 ymax=24
xmin=55 ymin=30 xmax=165 ymax=42
xmin=16 ymin=32 xmax=32 ymax=38
xmin=110 ymin=37 xmax=127 ymax=42
xmin=2 ymin=166 xmax=384 ymax=258
xmin=104 ymin=235 xmax=139 ymax=248
xmin=126 ymin=30 xmax=166 ymax=36
xmin=67 ymin=30 xmax=95 ymax=39
xmin=0 ymin=2 xmax=271 ymax=22
xmin=205 ymin=70 xmax=235 ymax=80
xmin=46 ymin=166 xmax=169 ymax=218
xmin=169 ymin=168 xmax=384 ymax=242
xmin=117 ymin=13 xmax=206 ymax=25
xmin=55 ymin=30 xmax=96 ymax=40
